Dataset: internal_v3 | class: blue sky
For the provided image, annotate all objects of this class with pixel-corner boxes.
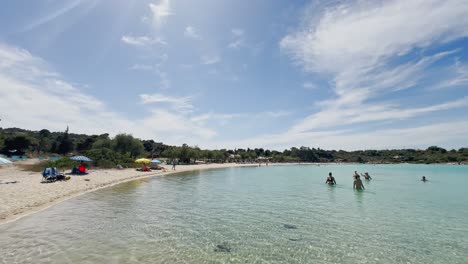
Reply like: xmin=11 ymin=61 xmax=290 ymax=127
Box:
xmin=1 ymin=0 xmax=468 ymax=150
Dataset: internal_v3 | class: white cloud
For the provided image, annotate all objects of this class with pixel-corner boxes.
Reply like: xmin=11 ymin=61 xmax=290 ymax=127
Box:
xmin=281 ymin=0 xmax=468 ymax=74
xmin=290 ymin=96 xmax=468 ymax=134
xmin=231 ymin=28 xmax=244 ymax=37
xmin=201 ymin=55 xmax=221 ymax=65
xmin=280 ymin=0 xmax=468 ymax=136
xmin=128 ymin=54 xmax=170 ymax=89
xmin=149 ymin=0 xmax=172 ymax=29
xmin=432 ymin=59 xmax=468 ymax=90
xmin=130 ymin=64 xmax=155 ymax=71
xmin=184 ymin=26 xmax=201 ymax=39
xmin=0 ymin=43 xmax=216 ymax=144
xmin=220 ymin=120 xmax=468 ymax=151
xmin=21 ymin=0 xmax=92 ymax=32
xmin=302 ymin=82 xmax=317 ymax=89
xmin=140 ymin=93 xmax=193 ymax=112
xmin=228 ymin=28 xmax=245 ymax=49
xmin=121 ymin=35 xmax=167 ymax=46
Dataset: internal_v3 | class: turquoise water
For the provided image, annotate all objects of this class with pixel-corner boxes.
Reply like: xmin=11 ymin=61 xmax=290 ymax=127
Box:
xmin=1 ymin=164 xmax=468 ymax=263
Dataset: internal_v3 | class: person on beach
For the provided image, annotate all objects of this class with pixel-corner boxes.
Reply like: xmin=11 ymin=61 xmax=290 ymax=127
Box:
xmin=172 ymin=159 xmax=177 ymax=170
xmin=353 ymin=175 xmax=365 ymax=190
xmin=421 ymin=176 xmax=428 ymax=182
xmin=325 ymin=172 xmax=336 ymax=185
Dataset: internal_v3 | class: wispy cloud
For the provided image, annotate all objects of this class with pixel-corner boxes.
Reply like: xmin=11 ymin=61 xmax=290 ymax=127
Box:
xmin=128 ymin=54 xmax=170 ymax=89
xmin=302 ymin=82 xmax=317 ymax=89
xmin=228 ymin=28 xmax=245 ymax=49
xmin=280 ymin=0 xmax=468 ymax=135
xmin=220 ymin=120 xmax=468 ymax=151
xmin=0 ymin=42 xmax=217 ymax=144
xmin=184 ymin=26 xmax=201 ymax=39
xmin=121 ymin=35 xmax=167 ymax=47
xmin=201 ymin=55 xmax=221 ymax=65
xmin=432 ymin=59 xmax=468 ymax=90
xmin=130 ymin=64 xmax=155 ymax=71
xmin=21 ymin=0 xmax=86 ymax=32
xmin=149 ymin=0 xmax=172 ymax=29
xmin=140 ymin=93 xmax=193 ymax=112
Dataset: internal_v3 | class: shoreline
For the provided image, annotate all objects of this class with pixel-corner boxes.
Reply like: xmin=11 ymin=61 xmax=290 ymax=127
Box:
xmin=1 ymin=161 xmax=466 ymax=226
xmin=0 ymin=163 xmax=263 ymax=226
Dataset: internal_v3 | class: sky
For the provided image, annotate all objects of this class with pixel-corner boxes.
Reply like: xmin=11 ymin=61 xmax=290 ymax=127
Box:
xmin=0 ymin=0 xmax=468 ymax=151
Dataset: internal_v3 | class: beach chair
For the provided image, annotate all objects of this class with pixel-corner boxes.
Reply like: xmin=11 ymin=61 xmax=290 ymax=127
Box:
xmin=43 ymin=167 xmax=65 ymax=182
xmin=42 ymin=167 xmax=57 ymax=182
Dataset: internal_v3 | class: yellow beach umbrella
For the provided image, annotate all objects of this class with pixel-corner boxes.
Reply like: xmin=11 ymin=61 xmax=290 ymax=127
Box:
xmin=135 ymin=158 xmax=151 ymax=164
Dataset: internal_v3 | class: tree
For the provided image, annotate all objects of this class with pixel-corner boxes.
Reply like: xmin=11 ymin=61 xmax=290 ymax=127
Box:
xmin=179 ymin=144 xmax=191 ymax=163
xmin=56 ymin=127 xmax=74 ymax=154
xmin=38 ymin=129 xmax=51 ymax=138
xmin=142 ymin=140 xmax=155 ymax=153
xmin=37 ymin=129 xmax=51 ymax=153
xmin=112 ymin=134 xmax=144 ymax=158
xmin=427 ymin=146 xmax=447 ymax=153
xmin=4 ymin=135 xmax=31 ymax=153
xmin=189 ymin=147 xmax=201 ymax=163
xmin=76 ymin=136 xmax=96 ymax=152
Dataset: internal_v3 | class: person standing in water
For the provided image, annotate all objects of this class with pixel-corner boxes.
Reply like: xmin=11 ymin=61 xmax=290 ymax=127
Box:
xmin=353 ymin=175 xmax=365 ymax=190
xmin=362 ymin=172 xmax=372 ymax=180
xmin=353 ymin=171 xmax=360 ymax=178
xmin=325 ymin=172 xmax=337 ymax=185
xmin=421 ymin=176 xmax=428 ymax=182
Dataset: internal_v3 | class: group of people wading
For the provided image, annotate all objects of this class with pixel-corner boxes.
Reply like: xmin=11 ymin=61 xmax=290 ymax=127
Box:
xmin=325 ymin=170 xmax=372 ymax=190
xmin=325 ymin=171 xmax=429 ymax=190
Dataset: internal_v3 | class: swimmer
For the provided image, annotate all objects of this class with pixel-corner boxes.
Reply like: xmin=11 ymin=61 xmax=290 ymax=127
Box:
xmin=421 ymin=176 xmax=428 ymax=182
xmin=353 ymin=175 xmax=365 ymax=190
xmin=325 ymin=172 xmax=337 ymax=185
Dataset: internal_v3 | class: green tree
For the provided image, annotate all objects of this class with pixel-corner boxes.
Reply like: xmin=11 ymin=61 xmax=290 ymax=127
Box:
xmin=56 ymin=127 xmax=74 ymax=154
xmin=179 ymin=144 xmax=191 ymax=163
xmin=4 ymin=135 xmax=31 ymax=153
xmin=37 ymin=129 xmax=51 ymax=153
xmin=112 ymin=134 xmax=144 ymax=158
xmin=76 ymin=136 xmax=96 ymax=153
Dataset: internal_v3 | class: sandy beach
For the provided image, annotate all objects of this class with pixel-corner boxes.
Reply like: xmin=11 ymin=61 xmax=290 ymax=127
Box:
xmin=0 ymin=160 xmax=261 ymax=225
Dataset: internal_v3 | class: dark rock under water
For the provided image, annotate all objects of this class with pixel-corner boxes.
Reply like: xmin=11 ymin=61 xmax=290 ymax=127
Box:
xmin=214 ymin=243 xmax=231 ymax=253
xmin=283 ymin=224 xmax=298 ymax=230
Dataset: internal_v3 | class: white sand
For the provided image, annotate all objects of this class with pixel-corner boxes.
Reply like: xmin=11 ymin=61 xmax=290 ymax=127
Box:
xmin=0 ymin=161 xmax=261 ymax=225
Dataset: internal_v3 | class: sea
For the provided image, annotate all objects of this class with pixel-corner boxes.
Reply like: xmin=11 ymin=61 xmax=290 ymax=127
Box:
xmin=1 ymin=164 xmax=467 ymax=263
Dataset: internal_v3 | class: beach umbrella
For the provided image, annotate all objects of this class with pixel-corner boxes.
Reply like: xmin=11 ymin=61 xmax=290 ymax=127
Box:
xmin=135 ymin=158 xmax=151 ymax=164
xmin=70 ymin=155 xmax=93 ymax=162
xmin=0 ymin=157 xmax=13 ymax=165
xmin=150 ymin=159 xmax=162 ymax=164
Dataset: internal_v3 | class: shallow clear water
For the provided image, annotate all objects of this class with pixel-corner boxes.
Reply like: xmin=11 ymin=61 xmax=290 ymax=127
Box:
xmin=1 ymin=164 xmax=468 ymax=264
